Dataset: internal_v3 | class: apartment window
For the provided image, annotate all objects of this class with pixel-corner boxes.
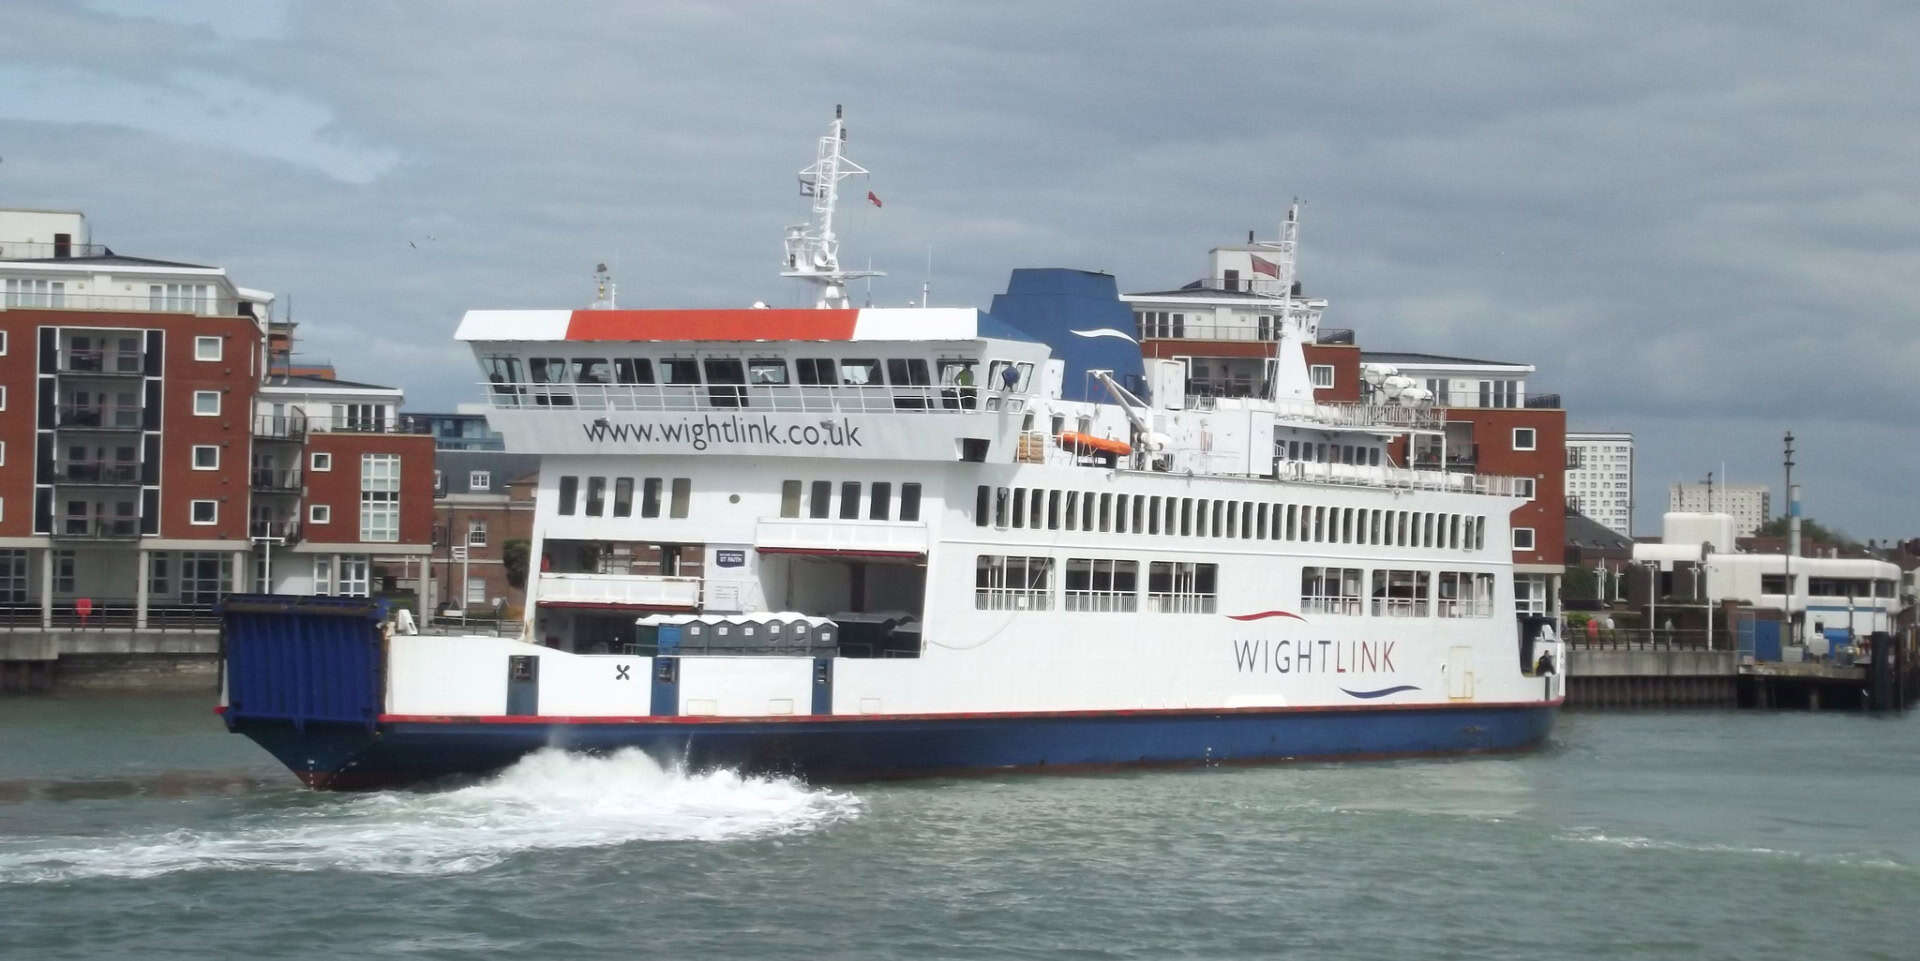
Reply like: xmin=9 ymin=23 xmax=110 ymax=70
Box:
xmin=1479 ymin=379 xmax=1518 ymax=408
xmin=1517 ymin=477 xmax=1535 ymax=499
xmin=0 ymin=549 xmax=25 ymax=603
xmin=1301 ymin=567 xmax=1364 ymax=616
xmin=900 ymin=483 xmax=922 ymax=522
xmin=335 ymin=403 xmax=384 ymax=432
xmin=309 ymin=504 xmax=331 ymax=524
xmin=193 ymin=391 xmax=220 ymax=415
xmin=52 ymin=550 xmax=76 ymax=594
xmin=1064 ymin=558 xmax=1139 ymax=612
xmin=1146 ymin=561 xmax=1217 ymax=614
xmin=670 ymin=478 xmax=691 ymax=518
xmin=192 ymin=445 xmax=219 ymax=470
xmin=780 ymin=480 xmax=802 ymax=518
xmin=360 ymin=453 xmax=400 ymax=542
xmin=466 ymin=577 xmax=488 ymax=606
xmin=974 ymin=555 xmax=1052 ymax=611
xmin=339 ymin=556 xmax=370 ymax=598
xmin=311 ymin=452 xmax=332 ymax=471
xmin=613 ymin=478 xmax=634 ymax=517
xmin=869 ymin=482 xmax=893 ymax=520
xmin=1512 ymin=427 xmax=1536 ymax=451
xmin=585 ymin=476 xmax=607 ymax=516
xmin=0 ymin=386 xmax=6 ymax=411
xmin=190 ymin=500 xmax=218 ymax=525
xmin=469 ymin=470 xmax=491 ymax=491
xmin=1310 ymin=365 xmax=1335 ymax=389
xmin=558 ymin=476 xmax=579 ymax=515
xmin=1512 ymin=527 xmax=1536 ymax=551
xmin=467 ymin=518 xmax=488 ymax=547
xmin=0 ymin=330 xmax=7 ymax=355
xmin=1371 ymin=570 xmax=1432 ymax=617
xmin=194 ymin=336 xmax=222 ymax=361
xmin=178 ymin=552 xmax=228 ymax=604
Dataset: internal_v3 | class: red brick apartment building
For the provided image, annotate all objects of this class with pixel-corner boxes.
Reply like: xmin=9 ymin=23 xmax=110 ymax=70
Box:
xmin=1121 ymin=229 xmax=1568 ymax=615
xmin=0 ymin=208 xmax=433 ymax=636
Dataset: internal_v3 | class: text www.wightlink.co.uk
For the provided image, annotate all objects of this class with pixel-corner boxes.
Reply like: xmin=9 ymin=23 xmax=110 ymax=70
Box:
xmin=582 ymin=415 xmax=863 ymax=451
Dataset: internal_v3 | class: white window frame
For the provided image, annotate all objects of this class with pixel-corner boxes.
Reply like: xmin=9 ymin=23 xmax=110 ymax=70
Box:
xmin=190 ymin=500 xmax=218 ymax=525
xmin=309 ymin=504 xmax=331 ymax=524
xmin=0 ymin=385 xmax=7 ymax=411
xmin=193 ymin=390 xmax=220 ymax=416
xmin=469 ymin=470 xmax=491 ymax=491
xmin=194 ymin=335 xmax=222 ymax=362
xmin=310 ymin=451 xmax=332 ymax=471
xmin=0 ymin=330 xmax=7 ymax=355
xmin=191 ymin=445 xmax=219 ymax=470
xmin=467 ymin=518 xmax=488 ymax=547
xmin=0 ymin=440 xmax=5 ymax=467
xmin=1512 ymin=527 xmax=1536 ymax=551
xmin=1310 ymin=364 xmax=1335 ymax=389
xmin=360 ymin=453 xmax=400 ymax=543
xmin=1512 ymin=427 xmax=1536 ymax=451
xmin=1517 ymin=477 xmax=1535 ymax=499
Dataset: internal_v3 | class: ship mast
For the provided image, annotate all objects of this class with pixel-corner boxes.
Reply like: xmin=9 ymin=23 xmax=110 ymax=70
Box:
xmin=1260 ymin=201 xmax=1304 ymax=401
xmin=782 ymin=104 xmax=883 ymax=308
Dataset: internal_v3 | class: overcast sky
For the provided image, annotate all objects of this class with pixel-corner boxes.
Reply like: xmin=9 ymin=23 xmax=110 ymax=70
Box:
xmin=4 ymin=1 xmax=1914 ymax=539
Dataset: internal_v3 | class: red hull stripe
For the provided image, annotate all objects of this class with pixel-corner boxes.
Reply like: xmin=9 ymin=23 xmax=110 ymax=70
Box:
xmin=381 ymin=697 xmax=1563 ymax=726
xmin=565 ymin=309 xmax=859 ymax=342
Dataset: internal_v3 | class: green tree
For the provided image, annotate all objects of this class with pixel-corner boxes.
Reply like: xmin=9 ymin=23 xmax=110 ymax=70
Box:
xmin=502 ymin=538 xmax=531 ymax=589
xmin=1753 ymin=515 xmax=1859 ymax=549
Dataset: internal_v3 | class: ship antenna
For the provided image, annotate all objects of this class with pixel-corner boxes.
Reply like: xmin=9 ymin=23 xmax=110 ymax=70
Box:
xmin=782 ymin=104 xmax=884 ymax=308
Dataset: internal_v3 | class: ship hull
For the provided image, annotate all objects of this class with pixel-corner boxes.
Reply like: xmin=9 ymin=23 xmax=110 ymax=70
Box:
xmin=234 ymin=701 xmax=1558 ymax=790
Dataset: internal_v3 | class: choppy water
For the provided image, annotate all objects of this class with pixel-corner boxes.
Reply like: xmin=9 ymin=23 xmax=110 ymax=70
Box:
xmin=2 ymin=697 xmax=1916 ymax=960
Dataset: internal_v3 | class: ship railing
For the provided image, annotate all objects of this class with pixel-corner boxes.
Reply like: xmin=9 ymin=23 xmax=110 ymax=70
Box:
xmin=479 ymin=381 xmax=1006 ymax=415
xmin=1300 ymin=597 xmax=1363 ymax=616
xmin=1144 ymin=594 xmax=1218 ymax=615
xmin=1266 ymin=460 xmax=1531 ymax=497
xmin=536 ymin=572 xmax=703 ymax=609
xmin=1371 ymin=598 xmax=1431 ymax=618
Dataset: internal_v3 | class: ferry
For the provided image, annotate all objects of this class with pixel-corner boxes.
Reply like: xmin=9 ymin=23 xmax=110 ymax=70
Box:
xmin=220 ymin=108 xmax=1565 ymax=789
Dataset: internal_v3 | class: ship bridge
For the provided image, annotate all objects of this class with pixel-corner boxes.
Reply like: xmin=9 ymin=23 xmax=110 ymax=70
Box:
xmin=457 ymin=306 xmax=1051 ymax=461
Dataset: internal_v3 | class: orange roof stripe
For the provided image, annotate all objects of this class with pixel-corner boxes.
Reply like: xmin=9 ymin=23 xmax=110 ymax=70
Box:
xmin=565 ymin=309 xmax=859 ymax=342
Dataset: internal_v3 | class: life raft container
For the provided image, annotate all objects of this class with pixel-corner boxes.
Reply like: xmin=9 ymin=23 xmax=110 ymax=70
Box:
xmin=1059 ymin=432 xmax=1131 ymax=456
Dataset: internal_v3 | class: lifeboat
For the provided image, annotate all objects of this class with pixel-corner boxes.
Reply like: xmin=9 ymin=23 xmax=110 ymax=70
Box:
xmin=1059 ymin=432 xmax=1131 ymax=456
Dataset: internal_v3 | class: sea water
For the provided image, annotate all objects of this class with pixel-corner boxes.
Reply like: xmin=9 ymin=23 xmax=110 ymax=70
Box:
xmin=1 ymin=695 xmax=1915 ymax=960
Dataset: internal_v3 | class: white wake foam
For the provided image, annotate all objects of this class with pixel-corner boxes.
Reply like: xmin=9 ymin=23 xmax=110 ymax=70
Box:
xmin=0 ymin=749 xmax=863 ymax=883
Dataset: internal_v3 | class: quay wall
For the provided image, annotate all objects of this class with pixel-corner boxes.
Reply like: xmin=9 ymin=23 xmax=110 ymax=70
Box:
xmin=1 ymin=631 xmax=219 ymax=694
xmin=1566 ymin=648 xmax=1737 ymax=709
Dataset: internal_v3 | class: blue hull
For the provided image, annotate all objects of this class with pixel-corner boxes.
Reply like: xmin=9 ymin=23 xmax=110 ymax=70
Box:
xmin=234 ymin=704 xmax=1558 ymax=790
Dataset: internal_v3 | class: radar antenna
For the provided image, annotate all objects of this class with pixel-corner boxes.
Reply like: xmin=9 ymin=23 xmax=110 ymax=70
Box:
xmin=782 ymin=104 xmax=883 ymax=308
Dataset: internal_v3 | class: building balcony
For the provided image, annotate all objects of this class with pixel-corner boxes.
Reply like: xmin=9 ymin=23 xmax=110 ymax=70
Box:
xmin=536 ymin=572 xmax=702 ymax=610
xmin=57 ymin=348 xmax=146 ymax=377
xmin=57 ymin=405 xmax=144 ymax=431
xmin=54 ymin=462 xmax=143 ymax=486
xmin=253 ymin=411 xmax=309 ymax=442
xmin=249 ymin=519 xmax=302 ymax=544
xmin=52 ymin=516 xmax=141 ymax=540
xmin=755 ymin=517 xmax=930 ymax=558
xmin=0 ymin=291 xmax=234 ymax=317
xmin=251 ymin=468 xmax=303 ymax=492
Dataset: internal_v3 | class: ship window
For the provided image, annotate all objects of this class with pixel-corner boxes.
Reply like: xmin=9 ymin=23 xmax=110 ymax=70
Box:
xmin=840 ymin=482 xmax=862 ymax=520
xmin=840 ymin=359 xmax=881 ymax=386
xmin=810 ymin=481 xmax=832 ymax=519
xmin=585 ymin=477 xmax=607 ymax=516
xmin=886 ymin=358 xmax=932 ymax=386
xmin=1438 ymin=572 xmax=1496 ymax=618
xmin=784 ymin=480 xmax=804 ymax=518
xmin=670 ymin=478 xmax=691 ymax=518
xmin=1301 ymin=567 xmax=1364 ymax=616
xmin=975 ymin=555 xmax=1053 ymax=611
xmin=530 ymin=357 xmax=568 ymax=383
xmin=614 ymin=359 xmax=655 ymax=384
xmin=1065 ymin=559 xmax=1139 ymax=612
xmin=1131 ymin=495 xmax=1144 ymax=533
xmin=1061 ymin=491 xmax=1077 ymax=531
xmin=642 ymin=478 xmax=664 ymax=518
xmin=796 ymin=358 xmax=838 ymax=385
xmin=1029 ymin=488 xmax=1043 ymax=528
xmin=663 ymin=359 xmax=701 ymax=385
xmin=557 ymin=476 xmax=578 ymax=515
xmin=1098 ymin=493 xmax=1111 ymax=533
xmin=704 ymin=359 xmax=747 ymax=407
xmin=1180 ymin=498 xmax=1193 ymax=537
xmin=974 ymin=485 xmax=989 ymax=527
xmin=1371 ymin=570 xmax=1431 ymax=617
xmin=869 ymin=482 xmax=892 ymax=520
xmin=1081 ymin=491 xmax=1096 ymax=532
xmin=748 ymin=358 xmax=789 ymax=385
xmin=572 ymin=358 xmax=610 ymax=384
xmin=1114 ymin=494 xmax=1129 ymax=534
xmin=1369 ymin=447 xmax=1382 ymax=466
xmin=993 ymin=487 xmax=1010 ymax=527
xmin=1147 ymin=561 xmax=1216 ymax=614
xmin=614 ymin=478 xmax=634 ymax=517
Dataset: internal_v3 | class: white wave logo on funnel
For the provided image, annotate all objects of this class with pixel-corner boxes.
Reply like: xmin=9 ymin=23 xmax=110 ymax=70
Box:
xmin=0 ymin=749 xmax=864 ymax=883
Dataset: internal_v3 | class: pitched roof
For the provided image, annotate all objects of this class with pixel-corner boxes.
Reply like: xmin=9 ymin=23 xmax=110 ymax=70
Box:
xmin=1564 ymin=510 xmax=1634 ymax=551
xmin=434 ymin=451 xmax=541 ymax=495
xmin=3 ymin=253 xmax=215 ymax=269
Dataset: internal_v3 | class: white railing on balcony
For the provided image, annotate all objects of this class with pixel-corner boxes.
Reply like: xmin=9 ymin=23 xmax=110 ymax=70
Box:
xmin=756 ymin=517 xmax=930 ymax=555
xmin=536 ymin=572 xmax=702 ymax=609
xmin=0 ymin=291 xmax=237 ymax=317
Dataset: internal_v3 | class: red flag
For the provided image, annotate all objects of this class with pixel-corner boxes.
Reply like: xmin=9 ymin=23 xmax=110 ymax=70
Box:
xmin=867 ymin=190 xmax=883 ymax=208
xmin=1249 ymin=254 xmax=1280 ymax=278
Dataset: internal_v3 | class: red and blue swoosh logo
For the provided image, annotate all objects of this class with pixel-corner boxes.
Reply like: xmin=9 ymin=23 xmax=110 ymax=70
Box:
xmin=1225 ymin=610 xmax=1307 ymax=623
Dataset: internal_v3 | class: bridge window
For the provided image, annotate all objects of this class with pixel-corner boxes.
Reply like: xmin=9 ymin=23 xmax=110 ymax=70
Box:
xmin=841 ymin=359 xmax=881 ymax=386
xmin=663 ymin=358 xmax=700 ymax=385
xmin=614 ymin=358 xmax=655 ymax=384
xmin=748 ymin=358 xmax=789 ymax=385
xmin=796 ymin=358 xmax=838 ymax=385
xmin=572 ymin=358 xmax=609 ymax=384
